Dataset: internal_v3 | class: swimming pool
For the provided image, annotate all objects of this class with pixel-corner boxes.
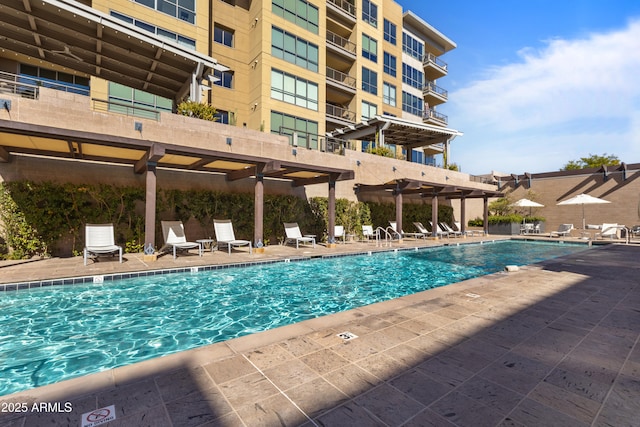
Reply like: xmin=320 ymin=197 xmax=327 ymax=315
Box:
xmin=0 ymin=240 xmax=588 ymax=396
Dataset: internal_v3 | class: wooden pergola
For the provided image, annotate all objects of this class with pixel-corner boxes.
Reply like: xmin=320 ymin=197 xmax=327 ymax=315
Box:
xmin=354 ymin=178 xmax=503 ymax=236
xmin=0 ymin=119 xmax=354 ymax=248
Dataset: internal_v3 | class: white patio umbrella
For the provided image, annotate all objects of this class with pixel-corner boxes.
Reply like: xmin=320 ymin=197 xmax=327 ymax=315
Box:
xmin=511 ymin=198 xmax=545 ymax=217
xmin=557 ymin=193 xmax=611 ymax=229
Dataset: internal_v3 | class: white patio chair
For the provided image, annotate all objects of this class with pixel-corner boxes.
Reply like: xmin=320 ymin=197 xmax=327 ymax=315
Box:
xmin=84 ymin=223 xmax=122 ymax=265
xmin=283 ymin=222 xmax=315 ymax=249
xmin=160 ymin=221 xmax=202 ymax=259
xmin=214 ymin=219 xmax=252 ymax=254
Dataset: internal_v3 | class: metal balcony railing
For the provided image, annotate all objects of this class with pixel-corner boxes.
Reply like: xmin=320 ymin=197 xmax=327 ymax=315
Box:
xmin=326 ymin=30 xmax=357 ymax=55
xmin=92 ymin=98 xmax=163 ymax=121
xmin=423 ymin=82 xmax=448 ymax=100
xmin=423 ymin=53 xmax=448 ymax=72
xmin=326 ymin=103 xmax=356 ymax=122
xmin=327 ymin=0 xmax=356 ymax=18
xmin=423 ymin=108 xmax=448 ymax=125
xmin=275 ymin=126 xmax=351 ymax=155
xmin=326 ymin=67 xmax=357 ymax=89
xmin=0 ymin=71 xmax=90 ymax=98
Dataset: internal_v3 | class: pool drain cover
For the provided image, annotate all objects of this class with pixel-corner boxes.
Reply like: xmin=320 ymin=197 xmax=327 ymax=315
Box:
xmin=337 ymin=331 xmax=358 ymax=341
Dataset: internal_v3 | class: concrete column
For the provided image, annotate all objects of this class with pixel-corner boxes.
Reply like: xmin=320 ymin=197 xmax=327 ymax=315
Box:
xmin=460 ymin=195 xmax=467 ymax=234
xmin=328 ymin=180 xmax=336 ymax=243
xmin=431 ymin=193 xmax=439 ymax=238
xmin=395 ymin=190 xmax=403 ymax=233
xmin=144 ymin=162 xmax=157 ymax=248
xmin=254 ymin=171 xmax=264 ymax=246
xmin=483 ymin=196 xmax=489 ymax=235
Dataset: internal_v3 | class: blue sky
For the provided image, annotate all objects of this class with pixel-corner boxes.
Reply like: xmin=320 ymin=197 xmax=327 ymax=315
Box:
xmin=405 ymin=1 xmax=640 ymax=175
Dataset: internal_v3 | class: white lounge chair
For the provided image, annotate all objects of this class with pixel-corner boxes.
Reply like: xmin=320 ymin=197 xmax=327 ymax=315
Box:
xmin=84 ymin=223 xmax=122 ymax=265
xmin=283 ymin=222 xmax=315 ymax=249
xmin=427 ymin=221 xmax=449 ymax=239
xmin=214 ymin=219 xmax=252 ymax=254
xmin=160 ymin=220 xmax=202 ymax=259
xmin=596 ymin=223 xmax=619 ymax=240
xmin=440 ymin=222 xmax=462 ymax=237
xmin=362 ymin=225 xmax=375 ymax=242
xmin=549 ymin=223 xmax=573 ymax=237
xmin=390 ymin=221 xmax=425 ymax=239
xmin=334 ymin=225 xmax=346 ymax=243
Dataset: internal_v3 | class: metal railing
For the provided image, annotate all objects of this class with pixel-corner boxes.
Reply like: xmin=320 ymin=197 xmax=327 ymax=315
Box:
xmin=92 ymin=98 xmax=163 ymax=121
xmin=275 ymin=127 xmax=350 ymax=155
xmin=326 ymin=67 xmax=357 ymax=89
xmin=423 ymin=53 xmax=448 ymax=72
xmin=0 ymin=71 xmax=90 ymax=98
xmin=422 ymin=108 xmax=448 ymax=125
xmin=326 ymin=30 xmax=357 ymax=55
xmin=326 ymin=103 xmax=356 ymax=122
xmin=327 ymin=0 xmax=356 ymax=18
xmin=423 ymin=82 xmax=448 ymax=100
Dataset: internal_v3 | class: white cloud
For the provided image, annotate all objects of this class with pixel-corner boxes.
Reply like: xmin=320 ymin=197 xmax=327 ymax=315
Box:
xmin=448 ymin=18 xmax=640 ymax=174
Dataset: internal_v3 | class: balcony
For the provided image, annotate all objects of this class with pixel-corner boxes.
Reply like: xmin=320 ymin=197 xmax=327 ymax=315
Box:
xmin=326 ymin=103 xmax=356 ymax=126
xmin=326 ymin=67 xmax=356 ymax=91
xmin=326 ymin=30 xmax=357 ymax=60
xmin=422 ymin=108 xmax=448 ymax=126
xmin=327 ymin=0 xmax=356 ymax=23
xmin=423 ymin=81 xmax=448 ymax=105
xmin=423 ymin=53 xmax=448 ymax=80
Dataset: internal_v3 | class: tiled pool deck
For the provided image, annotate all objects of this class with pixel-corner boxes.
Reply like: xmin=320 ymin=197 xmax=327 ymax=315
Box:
xmin=1 ymin=237 xmax=639 ymax=426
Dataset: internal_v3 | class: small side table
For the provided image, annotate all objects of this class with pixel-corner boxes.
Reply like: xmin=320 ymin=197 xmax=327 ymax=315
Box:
xmin=197 ymin=239 xmax=215 ymax=253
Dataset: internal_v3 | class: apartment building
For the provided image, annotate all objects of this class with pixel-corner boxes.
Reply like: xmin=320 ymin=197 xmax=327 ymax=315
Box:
xmin=0 ymin=0 xmax=458 ymax=167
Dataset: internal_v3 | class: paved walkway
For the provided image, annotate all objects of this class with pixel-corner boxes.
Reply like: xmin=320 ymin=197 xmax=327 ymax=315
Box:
xmin=0 ymin=239 xmax=638 ymax=426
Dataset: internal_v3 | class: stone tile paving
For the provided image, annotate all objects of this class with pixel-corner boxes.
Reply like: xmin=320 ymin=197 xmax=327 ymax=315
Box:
xmin=0 ymin=242 xmax=639 ymax=426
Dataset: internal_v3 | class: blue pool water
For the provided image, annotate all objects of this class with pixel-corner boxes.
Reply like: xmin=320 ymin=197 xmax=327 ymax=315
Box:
xmin=0 ymin=240 xmax=588 ymax=396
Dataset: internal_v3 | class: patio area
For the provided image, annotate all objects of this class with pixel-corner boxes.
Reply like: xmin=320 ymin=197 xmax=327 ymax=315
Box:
xmin=0 ymin=238 xmax=638 ymax=426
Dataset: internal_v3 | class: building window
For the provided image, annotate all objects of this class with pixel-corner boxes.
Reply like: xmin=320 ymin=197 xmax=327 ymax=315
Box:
xmin=402 ymin=91 xmax=423 ymax=116
xmin=19 ymin=64 xmax=90 ymax=96
xmin=361 ymin=101 xmax=377 ymax=120
xmin=272 ymin=0 xmax=319 ymax=34
xmin=402 ymin=32 xmax=424 ymax=61
xmin=362 ymin=34 xmax=378 ymax=63
xmin=111 ymin=11 xmax=196 ymax=49
xmin=214 ymin=24 xmax=234 ymax=47
xmin=214 ymin=110 xmax=230 ymax=124
xmin=384 ymin=19 xmax=396 ymax=45
xmin=271 ymin=111 xmax=319 ymax=149
xmin=271 ymin=26 xmax=319 ymax=72
xmin=362 ymin=67 xmax=377 ymax=95
xmin=213 ymin=69 xmax=234 ymax=88
xmin=383 ymin=52 xmax=396 ymax=77
xmin=362 ymin=0 xmax=377 ymax=27
xmin=133 ymin=0 xmax=195 ymax=24
xmin=402 ymin=63 xmax=423 ymax=89
xmin=271 ymin=69 xmax=318 ymax=111
xmin=383 ymin=82 xmax=396 ymax=107
xmin=108 ymin=82 xmax=172 ymax=119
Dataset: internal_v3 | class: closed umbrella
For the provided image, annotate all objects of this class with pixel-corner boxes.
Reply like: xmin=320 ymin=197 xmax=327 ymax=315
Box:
xmin=557 ymin=193 xmax=611 ymax=229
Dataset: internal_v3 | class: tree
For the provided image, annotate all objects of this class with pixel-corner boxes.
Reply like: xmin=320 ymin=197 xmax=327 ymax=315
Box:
xmin=561 ymin=153 xmax=620 ymax=170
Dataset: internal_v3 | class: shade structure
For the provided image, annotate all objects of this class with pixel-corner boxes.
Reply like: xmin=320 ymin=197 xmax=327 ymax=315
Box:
xmin=557 ymin=193 xmax=611 ymax=229
xmin=511 ymin=198 xmax=544 ymax=217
